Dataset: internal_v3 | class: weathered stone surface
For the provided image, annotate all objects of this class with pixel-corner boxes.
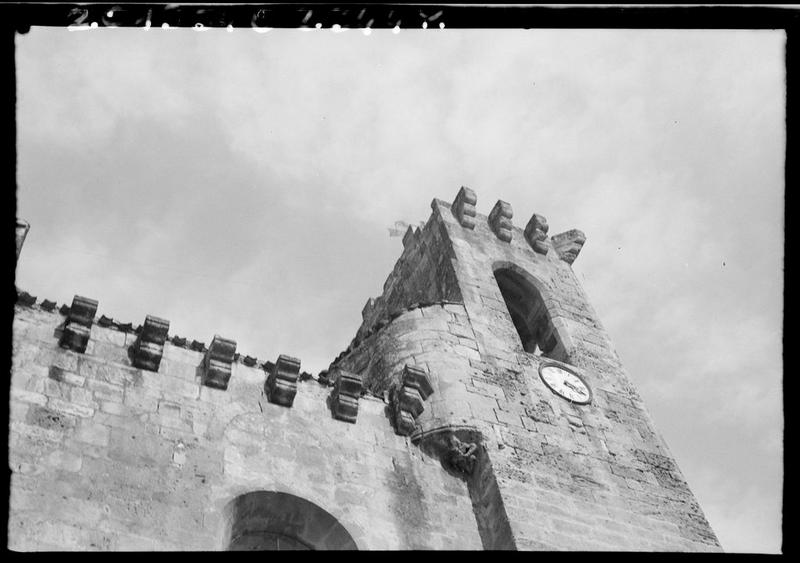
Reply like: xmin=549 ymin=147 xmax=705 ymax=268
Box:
xmin=201 ymin=335 xmax=236 ymax=390
xmin=131 ymin=315 xmax=170 ymax=372
xmin=59 ymin=295 xmax=98 ymax=354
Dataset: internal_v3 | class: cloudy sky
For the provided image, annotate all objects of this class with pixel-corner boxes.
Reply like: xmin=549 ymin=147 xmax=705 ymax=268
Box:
xmin=15 ymin=27 xmax=783 ymax=552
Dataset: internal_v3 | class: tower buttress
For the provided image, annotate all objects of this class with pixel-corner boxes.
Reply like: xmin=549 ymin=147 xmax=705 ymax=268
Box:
xmin=329 ymin=187 xmax=722 ymax=551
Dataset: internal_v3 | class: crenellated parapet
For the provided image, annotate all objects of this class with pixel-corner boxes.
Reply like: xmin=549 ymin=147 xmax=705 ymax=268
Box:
xmin=441 ymin=186 xmax=587 ymax=263
xmin=389 ymin=365 xmax=434 ymax=436
xmin=16 ymin=290 xmax=324 ymax=405
xmin=59 ymin=295 xmax=98 ymax=353
xmin=131 ymin=315 xmax=170 ymax=372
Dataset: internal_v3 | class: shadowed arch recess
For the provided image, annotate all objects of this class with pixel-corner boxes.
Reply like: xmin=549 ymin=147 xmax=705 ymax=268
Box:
xmin=493 ymin=265 xmax=568 ymax=363
xmin=223 ymin=491 xmax=358 ymax=551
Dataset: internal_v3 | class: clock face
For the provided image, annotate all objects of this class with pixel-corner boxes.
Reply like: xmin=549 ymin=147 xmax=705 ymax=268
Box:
xmin=539 ymin=364 xmax=592 ymax=404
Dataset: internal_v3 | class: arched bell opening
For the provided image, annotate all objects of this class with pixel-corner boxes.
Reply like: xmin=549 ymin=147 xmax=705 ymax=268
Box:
xmin=493 ymin=266 xmax=569 ymax=363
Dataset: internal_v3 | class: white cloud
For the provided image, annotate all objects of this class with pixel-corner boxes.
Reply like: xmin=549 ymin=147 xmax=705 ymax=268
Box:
xmin=15 ymin=27 xmax=784 ymax=552
xmin=692 ymin=464 xmax=783 ymax=553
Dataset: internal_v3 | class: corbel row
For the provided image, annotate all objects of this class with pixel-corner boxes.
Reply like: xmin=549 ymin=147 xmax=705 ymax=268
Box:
xmin=19 ymin=292 xmax=437 ymax=430
xmin=327 ymin=362 xmax=477 ymax=476
xmin=36 ymin=294 xmax=310 ymax=406
xmin=449 ymin=186 xmax=587 ymax=264
xmin=325 ymin=363 xmax=435 ymax=435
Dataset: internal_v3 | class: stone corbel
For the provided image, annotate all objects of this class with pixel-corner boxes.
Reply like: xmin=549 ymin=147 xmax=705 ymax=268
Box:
xmin=524 ymin=213 xmax=550 ymax=255
xmin=411 ymin=424 xmax=484 ymax=477
xmin=329 ymin=369 xmax=363 ymax=423
xmin=201 ymin=335 xmax=237 ymax=390
xmin=551 ymin=229 xmax=586 ymax=265
xmin=59 ymin=295 xmax=98 ymax=353
xmin=488 ymin=200 xmax=514 ymax=242
xmin=451 ymin=186 xmax=477 ymax=229
xmin=265 ymin=354 xmax=301 ymax=407
xmin=131 ymin=315 xmax=170 ymax=372
xmin=390 ymin=364 xmax=434 ymax=436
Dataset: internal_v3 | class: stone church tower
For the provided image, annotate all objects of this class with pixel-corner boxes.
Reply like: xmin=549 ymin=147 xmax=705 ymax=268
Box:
xmin=9 ymin=188 xmax=721 ymax=550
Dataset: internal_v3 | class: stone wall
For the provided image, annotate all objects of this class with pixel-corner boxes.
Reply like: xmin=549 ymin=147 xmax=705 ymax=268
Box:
xmin=9 ymin=188 xmax=722 ymax=551
xmin=9 ymin=302 xmax=482 ymax=550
